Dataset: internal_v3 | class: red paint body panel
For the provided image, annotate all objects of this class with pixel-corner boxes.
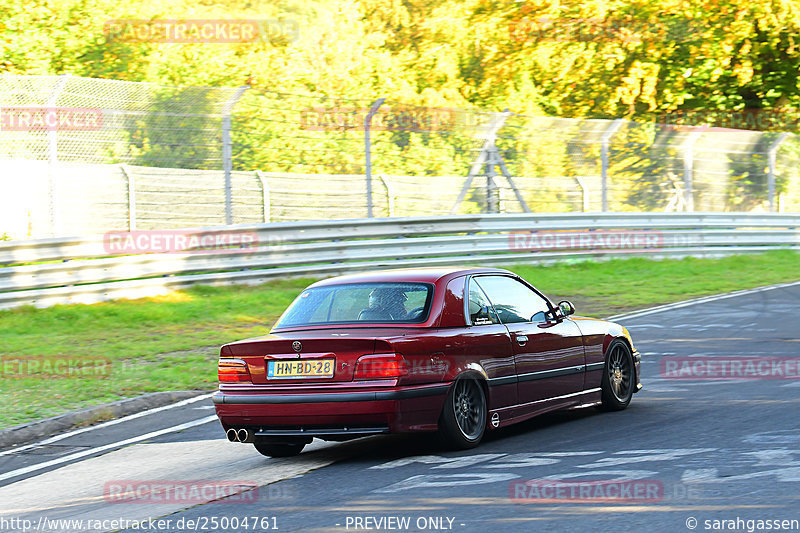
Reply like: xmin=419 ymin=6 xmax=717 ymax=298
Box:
xmin=214 ymin=267 xmax=641 ymax=440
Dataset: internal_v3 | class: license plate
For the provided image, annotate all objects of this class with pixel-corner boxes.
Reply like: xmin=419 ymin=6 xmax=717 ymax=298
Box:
xmin=267 ymin=359 xmax=334 ymax=379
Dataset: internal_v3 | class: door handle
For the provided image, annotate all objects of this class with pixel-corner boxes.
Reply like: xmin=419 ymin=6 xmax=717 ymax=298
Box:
xmin=516 ymin=335 xmax=528 ymax=346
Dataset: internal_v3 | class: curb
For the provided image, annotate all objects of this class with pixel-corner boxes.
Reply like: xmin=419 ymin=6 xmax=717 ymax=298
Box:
xmin=0 ymin=390 xmax=210 ymax=450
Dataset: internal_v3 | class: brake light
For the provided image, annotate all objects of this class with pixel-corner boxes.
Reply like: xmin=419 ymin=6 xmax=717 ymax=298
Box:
xmin=218 ymin=358 xmax=251 ymax=382
xmin=354 ymin=353 xmax=408 ymax=380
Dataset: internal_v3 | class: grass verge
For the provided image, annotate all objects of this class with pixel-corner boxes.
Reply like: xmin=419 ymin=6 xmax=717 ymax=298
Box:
xmin=1 ymin=250 xmax=798 ymax=429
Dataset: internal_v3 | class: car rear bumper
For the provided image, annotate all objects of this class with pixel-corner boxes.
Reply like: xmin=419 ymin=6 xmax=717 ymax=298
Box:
xmin=214 ymin=382 xmax=449 ymax=434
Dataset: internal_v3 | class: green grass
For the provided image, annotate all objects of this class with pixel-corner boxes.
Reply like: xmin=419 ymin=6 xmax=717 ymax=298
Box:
xmin=1 ymin=250 xmax=798 ymax=429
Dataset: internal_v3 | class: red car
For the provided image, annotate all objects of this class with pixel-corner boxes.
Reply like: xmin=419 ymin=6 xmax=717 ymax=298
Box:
xmin=214 ymin=267 xmax=641 ymax=457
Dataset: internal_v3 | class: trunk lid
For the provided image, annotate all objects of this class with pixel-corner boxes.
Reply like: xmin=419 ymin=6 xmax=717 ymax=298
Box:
xmin=221 ymin=329 xmax=398 ymax=384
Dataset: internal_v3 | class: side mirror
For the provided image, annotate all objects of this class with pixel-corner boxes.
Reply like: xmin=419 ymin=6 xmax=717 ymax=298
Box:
xmin=558 ymin=300 xmax=576 ymax=317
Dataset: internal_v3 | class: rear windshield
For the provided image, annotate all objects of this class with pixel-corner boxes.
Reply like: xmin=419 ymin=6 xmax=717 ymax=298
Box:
xmin=274 ymin=282 xmax=434 ymax=328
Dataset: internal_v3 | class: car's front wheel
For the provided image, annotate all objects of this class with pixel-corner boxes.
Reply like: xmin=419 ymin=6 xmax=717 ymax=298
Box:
xmin=438 ymin=377 xmax=487 ymax=449
xmin=599 ymin=339 xmax=635 ymax=411
xmin=253 ymin=440 xmax=306 ymax=457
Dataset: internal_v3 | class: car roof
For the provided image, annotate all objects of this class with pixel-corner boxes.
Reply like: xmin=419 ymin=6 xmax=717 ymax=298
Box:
xmin=307 ymin=266 xmax=515 ymax=287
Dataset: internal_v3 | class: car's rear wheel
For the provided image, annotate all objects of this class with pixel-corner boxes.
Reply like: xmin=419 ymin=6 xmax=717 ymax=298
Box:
xmin=253 ymin=440 xmax=306 ymax=457
xmin=438 ymin=377 xmax=487 ymax=449
xmin=599 ymin=339 xmax=635 ymax=411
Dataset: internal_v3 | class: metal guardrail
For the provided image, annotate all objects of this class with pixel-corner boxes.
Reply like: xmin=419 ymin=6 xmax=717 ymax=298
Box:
xmin=1 ymin=212 xmax=798 ymax=309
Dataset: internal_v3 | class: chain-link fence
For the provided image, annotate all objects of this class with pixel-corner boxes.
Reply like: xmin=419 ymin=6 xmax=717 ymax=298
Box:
xmin=2 ymin=74 xmax=799 ymax=239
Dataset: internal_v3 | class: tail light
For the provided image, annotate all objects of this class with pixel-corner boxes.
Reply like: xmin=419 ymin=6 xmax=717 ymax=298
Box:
xmin=354 ymin=353 xmax=408 ymax=380
xmin=218 ymin=358 xmax=251 ymax=382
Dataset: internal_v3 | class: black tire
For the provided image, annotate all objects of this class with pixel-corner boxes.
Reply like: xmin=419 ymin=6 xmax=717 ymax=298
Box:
xmin=253 ymin=441 xmax=305 ymax=457
xmin=438 ymin=377 xmax=487 ymax=449
xmin=599 ymin=340 xmax=635 ymax=411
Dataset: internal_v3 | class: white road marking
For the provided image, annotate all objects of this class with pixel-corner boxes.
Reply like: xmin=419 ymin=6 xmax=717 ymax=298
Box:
xmin=0 ymin=415 xmax=218 ymax=482
xmin=369 ymin=454 xmax=505 ymax=470
xmin=607 ymin=280 xmax=800 ymax=322
xmin=375 ymin=473 xmax=520 ymax=493
xmin=744 ymin=449 xmax=799 ymax=466
xmin=576 ymin=448 xmax=717 ymax=469
xmin=480 ymin=456 xmax=560 ymax=468
xmin=743 ymin=430 xmax=800 ymax=445
xmin=0 ymin=393 xmax=214 ymax=458
xmin=542 ymin=469 xmax=659 ymax=481
xmin=0 ymin=438 xmax=342 ymax=524
xmin=480 ymin=453 xmax=601 ymax=469
xmin=682 ymin=466 xmax=800 ymax=483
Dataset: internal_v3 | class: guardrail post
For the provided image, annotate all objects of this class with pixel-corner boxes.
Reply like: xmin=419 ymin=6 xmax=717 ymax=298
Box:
xmin=600 ymin=119 xmax=624 ymax=211
xmin=768 ymin=133 xmax=789 ymax=212
xmin=255 ymin=171 xmax=271 ymax=223
xmin=364 ymin=98 xmax=386 ymax=218
xmin=46 ymin=74 xmax=70 ymax=236
xmin=120 ymin=164 xmax=136 ymax=231
xmin=222 ymin=86 xmax=249 ymax=225
xmin=683 ymin=130 xmax=703 ymax=211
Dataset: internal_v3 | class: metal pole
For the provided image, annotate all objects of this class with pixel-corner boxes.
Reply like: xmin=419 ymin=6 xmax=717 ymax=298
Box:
xmin=255 ymin=171 xmax=271 ymax=223
xmin=768 ymin=133 xmax=789 ymax=212
xmin=495 ymin=150 xmax=531 ymax=213
xmin=683 ymin=130 xmax=703 ymax=212
xmin=600 ymin=119 xmax=624 ymax=212
xmin=47 ymin=74 xmax=70 ymax=236
xmin=120 ymin=164 xmax=136 ymax=231
xmin=222 ymin=86 xmax=249 ymax=225
xmin=486 ymin=150 xmax=499 ymax=213
xmin=451 ymin=111 xmax=512 ymax=214
xmin=378 ymin=174 xmax=394 ymax=217
xmin=574 ymin=176 xmax=589 ymax=212
xmin=364 ymin=97 xmax=386 ymax=218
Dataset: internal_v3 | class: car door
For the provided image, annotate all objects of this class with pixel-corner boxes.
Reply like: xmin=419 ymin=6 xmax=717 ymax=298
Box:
xmin=473 ymin=275 xmax=586 ymax=406
xmin=461 ymin=277 xmax=517 ymax=410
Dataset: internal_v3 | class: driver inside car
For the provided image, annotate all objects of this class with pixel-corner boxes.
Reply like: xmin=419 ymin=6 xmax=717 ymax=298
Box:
xmin=358 ymin=287 xmax=408 ymax=321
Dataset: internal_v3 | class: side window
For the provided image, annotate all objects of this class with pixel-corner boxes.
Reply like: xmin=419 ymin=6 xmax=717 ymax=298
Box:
xmin=467 ymin=278 xmax=501 ymax=325
xmin=474 ymin=276 xmax=551 ymax=324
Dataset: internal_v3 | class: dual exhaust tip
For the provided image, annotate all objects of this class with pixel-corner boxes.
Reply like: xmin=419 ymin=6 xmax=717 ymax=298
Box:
xmin=226 ymin=428 xmax=254 ymax=443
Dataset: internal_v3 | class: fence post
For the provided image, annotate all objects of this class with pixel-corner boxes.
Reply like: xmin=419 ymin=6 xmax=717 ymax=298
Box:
xmin=451 ymin=111 xmax=522 ymax=214
xmin=574 ymin=176 xmax=589 ymax=212
xmin=119 ymin=164 xmax=136 ymax=231
xmin=255 ymin=171 xmax=271 ymax=223
xmin=377 ymin=175 xmax=394 ymax=217
xmin=364 ymin=98 xmax=386 ymax=218
xmin=222 ymin=86 xmax=249 ymax=225
xmin=768 ymin=133 xmax=789 ymax=212
xmin=46 ymin=74 xmax=70 ymax=236
xmin=683 ymin=130 xmax=703 ymax=212
xmin=600 ymin=119 xmax=624 ymax=211
xmin=486 ymin=149 xmax=499 ymax=213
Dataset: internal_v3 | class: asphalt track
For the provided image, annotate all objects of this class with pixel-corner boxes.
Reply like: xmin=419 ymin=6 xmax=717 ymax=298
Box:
xmin=2 ymin=281 xmax=800 ymax=533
